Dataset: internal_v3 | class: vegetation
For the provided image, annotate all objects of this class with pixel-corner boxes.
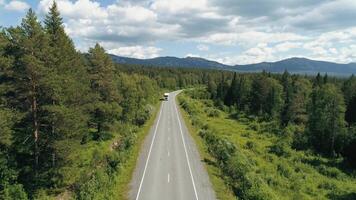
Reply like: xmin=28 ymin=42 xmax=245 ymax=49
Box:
xmin=0 ymin=4 xmax=208 ymax=199
xmin=179 ymin=88 xmax=356 ymax=200
xmin=1 ymin=2 xmax=356 ymax=200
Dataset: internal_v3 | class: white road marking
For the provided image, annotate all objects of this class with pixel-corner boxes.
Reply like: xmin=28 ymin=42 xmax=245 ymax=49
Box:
xmin=168 ymin=151 xmax=170 ymax=157
xmin=173 ymin=97 xmax=199 ymax=200
xmin=135 ymin=104 xmax=164 ymax=200
xmin=168 ymin=173 xmax=170 ymax=183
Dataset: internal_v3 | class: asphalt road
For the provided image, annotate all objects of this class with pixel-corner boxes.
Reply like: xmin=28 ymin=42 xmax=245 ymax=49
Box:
xmin=130 ymin=91 xmax=216 ymax=200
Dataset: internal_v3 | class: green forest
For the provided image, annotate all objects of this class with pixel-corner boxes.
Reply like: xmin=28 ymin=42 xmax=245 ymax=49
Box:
xmin=178 ymin=71 xmax=356 ymax=199
xmin=0 ymin=4 xmax=208 ymax=200
xmin=1 ymin=2 xmax=356 ymax=200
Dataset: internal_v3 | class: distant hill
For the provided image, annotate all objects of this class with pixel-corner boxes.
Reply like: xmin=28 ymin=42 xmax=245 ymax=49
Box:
xmin=110 ymin=55 xmax=231 ymax=70
xmin=110 ymin=55 xmax=356 ymax=76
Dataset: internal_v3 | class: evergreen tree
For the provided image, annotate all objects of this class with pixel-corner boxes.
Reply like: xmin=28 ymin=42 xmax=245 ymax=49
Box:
xmin=307 ymin=84 xmax=346 ymax=156
xmin=43 ymin=2 xmax=92 ymax=173
xmin=236 ymin=75 xmax=251 ymax=111
xmin=5 ymin=9 xmax=51 ymax=185
xmin=314 ymin=72 xmax=323 ymax=87
xmin=88 ymin=43 xmax=121 ymax=134
xmin=207 ymin=76 xmax=217 ymax=99
xmin=281 ymin=70 xmax=293 ymax=125
xmin=288 ymin=78 xmax=312 ymax=125
xmin=225 ymin=72 xmax=239 ymax=106
xmin=343 ymin=75 xmax=356 ymax=125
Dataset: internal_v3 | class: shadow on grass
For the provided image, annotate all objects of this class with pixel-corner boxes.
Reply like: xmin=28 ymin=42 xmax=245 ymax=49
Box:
xmin=301 ymin=156 xmax=355 ymax=177
xmin=329 ymin=192 xmax=356 ymax=200
xmin=203 ymin=158 xmax=218 ymax=167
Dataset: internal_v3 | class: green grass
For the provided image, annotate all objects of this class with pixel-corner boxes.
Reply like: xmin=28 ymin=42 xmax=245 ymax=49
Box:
xmin=115 ymin=101 xmax=162 ymax=200
xmin=178 ymin=97 xmax=236 ymax=200
xmin=178 ymin=91 xmax=356 ymax=200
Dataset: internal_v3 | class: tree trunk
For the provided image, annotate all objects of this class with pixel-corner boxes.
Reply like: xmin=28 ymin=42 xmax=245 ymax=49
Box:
xmin=31 ymin=82 xmax=39 ymax=175
xmin=52 ymin=100 xmax=56 ymax=167
xmin=330 ymin=100 xmax=337 ymax=157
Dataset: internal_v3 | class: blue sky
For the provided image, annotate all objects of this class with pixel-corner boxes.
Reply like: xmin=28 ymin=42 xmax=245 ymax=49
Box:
xmin=1 ymin=0 xmax=356 ymax=65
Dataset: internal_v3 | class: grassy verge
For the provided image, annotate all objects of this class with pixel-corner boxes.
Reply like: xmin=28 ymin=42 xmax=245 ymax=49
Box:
xmin=177 ymin=93 xmax=236 ymax=200
xmin=115 ymin=101 xmax=162 ymax=200
xmin=178 ymin=90 xmax=356 ymax=200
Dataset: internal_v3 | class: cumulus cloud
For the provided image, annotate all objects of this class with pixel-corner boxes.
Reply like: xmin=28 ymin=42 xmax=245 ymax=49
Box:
xmin=107 ymin=46 xmax=161 ymax=59
xmin=5 ymin=0 xmax=30 ymax=11
xmin=32 ymin=0 xmax=356 ymax=63
xmin=197 ymin=44 xmax=209 ymax=51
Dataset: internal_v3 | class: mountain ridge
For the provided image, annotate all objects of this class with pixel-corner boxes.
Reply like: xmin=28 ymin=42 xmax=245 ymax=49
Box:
xmin=110 ymin=54 xmax=356 ymax=76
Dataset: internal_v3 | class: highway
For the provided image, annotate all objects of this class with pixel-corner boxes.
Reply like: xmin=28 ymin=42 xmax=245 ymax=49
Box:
xmin=130 ymin=91 xmax=216 ymax=200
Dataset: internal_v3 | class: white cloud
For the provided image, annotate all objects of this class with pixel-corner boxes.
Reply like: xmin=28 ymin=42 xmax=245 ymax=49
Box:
xmin=0 ymin=0 xmax=5 ymax=5
xmin=5 ymin=0 xmax=30 ymax=11
xmin=275 ymin=42 xmax=302 ymax=52
xmin=200 ymin=31 xmax=307 ymax=46
xmin=186 ymin=53 xmax=201 ymax=58
xmin=108 ymin=46 xmax=161 ymax=59
xmin=197 ymin=44 xmax=209 ymax=51
xmin=38 ymin=0 xmax=107 ymax=19
xmin=151 ymin=0 xmax=210 ymax=14
xmin=32 ymin=0 xmax=356 ymax=64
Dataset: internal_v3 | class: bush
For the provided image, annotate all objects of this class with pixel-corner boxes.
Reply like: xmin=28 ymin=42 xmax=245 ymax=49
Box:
xmin=2 ymin=184 xmax=28 ymax=200
xmin=77 ymin=170 xmax=112 ymax=200
xmin=205 ymin=107 xmax=221 ymax=117
xmin=244 ymin=141 xmax=256 ymax=150
xmin=317 ymin=166 xmax=345 ymax=179
xmin=277 ymin=163 xmax=293 ymax=178
xmin=248 ymin=121 xmax=260 ymax=132
xmin=269 ymin=140 xmax=292 ymax=157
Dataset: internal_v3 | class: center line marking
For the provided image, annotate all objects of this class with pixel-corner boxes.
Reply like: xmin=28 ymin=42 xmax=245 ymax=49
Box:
xmin=168 ymin=173 xmax=170 ymax=183
xmin=168 ymin=151 xmax=170 ymax=157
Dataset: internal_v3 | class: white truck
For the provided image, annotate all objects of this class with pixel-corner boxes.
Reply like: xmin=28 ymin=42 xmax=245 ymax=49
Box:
xmin=163 ymin=93 xmax=169 ymax=101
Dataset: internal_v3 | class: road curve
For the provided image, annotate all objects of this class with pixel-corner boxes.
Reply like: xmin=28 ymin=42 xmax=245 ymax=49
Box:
xmin=129 ymin=91 xmax=216 ymax=200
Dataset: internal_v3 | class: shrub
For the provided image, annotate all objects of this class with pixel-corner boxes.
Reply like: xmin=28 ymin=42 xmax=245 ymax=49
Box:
xmin=317 ymin=166 xmax=345 ymax=179
xmin=244 ymin=141 xmax=256 ymax=150
xmin=2 ymin=184 xmax=28 ymax=200
xmin=277 ymin=163 xmax=293 ymax=178
xmin=269 ymin=140 xmax=292 ymax=157
xmin=205 ymin=107 xmax=221 ymax=117
xmin=248 ymin=121 xmax=260 ymax=132
xmin=318 ymin=181 xmax=337 ymax=190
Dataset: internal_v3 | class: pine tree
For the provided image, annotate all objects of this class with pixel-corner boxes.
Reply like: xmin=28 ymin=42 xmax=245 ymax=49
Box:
xmin=307 ymin=84 xmax=346 ymax=156
xmin=225 ymin=72 xmax=238 ymax=106
xmin=6 ymin=9 xmax=51 ymax=181
xmin=314 ymin=72 xmax=323 ymax=87
xmin=281 ymin=70 xmax=293 ymax=125
xmin=88 ymin=43 xmax=121 ymax=134
xmin=343 ymin=75 xmax=356 ymax=125
xmin=43 ymin=2 xmax=92 ymax=170
xmin=236 ymin=75 xmax=251 ymax=111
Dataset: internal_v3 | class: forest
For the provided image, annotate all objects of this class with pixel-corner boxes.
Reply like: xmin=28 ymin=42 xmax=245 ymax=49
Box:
xmin=178 ymin=71 xmax=356 ymax=199
xmin=1 ymin=2 xmax=356 ymax=200
xmin=0 ymin=4 xmax=210 ymax=199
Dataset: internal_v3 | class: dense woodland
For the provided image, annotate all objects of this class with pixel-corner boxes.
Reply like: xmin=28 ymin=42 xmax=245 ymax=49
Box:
xmin=178 ymin=71 xmax=356 ymax=199
xmin=1 ymin=2 xmax=356 ymax=200
xmin=0 ymin=4 xmax=208 ymax=199
xmin=205 ymin=71 xmax=356 ymax=163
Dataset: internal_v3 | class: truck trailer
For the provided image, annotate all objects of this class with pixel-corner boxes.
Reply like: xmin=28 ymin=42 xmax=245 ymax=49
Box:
xmin=163 ymin=93 xmax=169 ymax=101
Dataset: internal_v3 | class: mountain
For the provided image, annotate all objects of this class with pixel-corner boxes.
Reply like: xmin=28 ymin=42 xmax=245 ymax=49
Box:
xmin=110 ymin=55 xmax=231 ymax=70
xmin=235 ymin=57 xmax=356 ymax=76
xmin=110 ymin=54 xmax=356 ymax=76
